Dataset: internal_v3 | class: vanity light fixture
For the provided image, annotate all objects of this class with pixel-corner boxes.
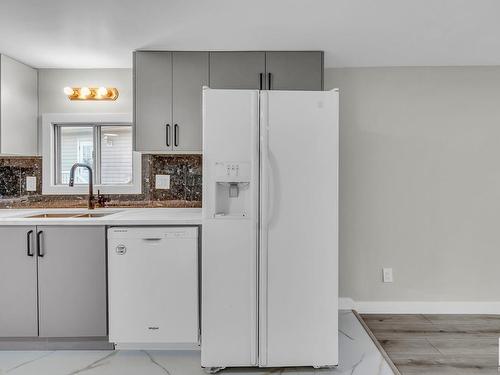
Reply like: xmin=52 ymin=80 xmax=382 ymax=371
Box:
xmin=63 ymin=86 xmax=119 ymax=101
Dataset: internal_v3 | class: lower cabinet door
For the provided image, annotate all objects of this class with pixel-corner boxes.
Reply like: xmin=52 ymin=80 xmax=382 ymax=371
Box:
xmin=0 ymin=226 xmax=38 ymax=337
xmin=37 ymin=226 xmax=107 ymax=337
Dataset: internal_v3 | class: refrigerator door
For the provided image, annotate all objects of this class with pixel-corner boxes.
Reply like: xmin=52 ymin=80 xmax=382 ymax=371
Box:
xmin=201 ymin=88 xmax=260 ymax=367
xmin=259 ymin=90 xmax=339 ymax=367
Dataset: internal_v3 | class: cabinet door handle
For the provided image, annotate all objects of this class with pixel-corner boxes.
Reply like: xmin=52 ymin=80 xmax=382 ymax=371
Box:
xmin=268 ymin=73 xmax=272 ymax=90
xmin=259 ymin=73 xmax=263 ymax=90
xmin=26 ymin=230 xmax=34 ymax=257
xmin=37 ymin=231 xmax=44 ymax=257
xmin=166 ymin=124 xmax=171 ymax=147
xmin=174 ymin=124 xmax=179 ymax=147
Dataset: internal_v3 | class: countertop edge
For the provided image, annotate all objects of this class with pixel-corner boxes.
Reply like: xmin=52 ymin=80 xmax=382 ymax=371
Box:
xmin=0 ymin=208 xmax=203 ymax=226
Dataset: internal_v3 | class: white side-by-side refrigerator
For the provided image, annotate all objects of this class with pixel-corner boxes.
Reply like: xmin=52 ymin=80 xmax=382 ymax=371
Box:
xmin=202 ymin=88 xmax=338 ymax=370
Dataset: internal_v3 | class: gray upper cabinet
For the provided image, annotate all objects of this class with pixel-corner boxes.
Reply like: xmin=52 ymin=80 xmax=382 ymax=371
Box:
xmin=37 ymin=226 xmax=107 ymax=337
xmin=0 ymin=226 xmax=38 ymax=337
xmin=172 ymin=52 xmax=209 ymax=151
xmin=135 ymin=50 xmax=324 ymax=152
xmin=0 ymin=55 xmax=38 ymax=155
xmin=134 ymin=51 xmax=173 ymax=152
xmin=265 ymin=51 xmax=323 ymax=91
xmin=134 ymin=51 xmax=208 ymax=152
xmin=209 ymin=52 xmax=266 ymax=89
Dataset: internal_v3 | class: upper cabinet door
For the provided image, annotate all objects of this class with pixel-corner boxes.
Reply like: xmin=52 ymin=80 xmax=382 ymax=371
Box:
xmin=265 ymin=52 xmax=323 ymax=91
xmin=0 ymin=55 xmax=38 ymax=155
xmin=209 ymin=52 xmax=265 ymax=89
xmin=172 ymin=52 xmax=209 ymax=152
xmin=134 ymin=51 xmax=173 ymax=152
xmin=0 ymin=226 xmax=38 ymax=337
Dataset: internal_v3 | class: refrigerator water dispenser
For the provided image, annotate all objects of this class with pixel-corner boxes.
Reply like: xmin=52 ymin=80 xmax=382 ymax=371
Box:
xmin=214 ymin=161 xmax=251 ymax=218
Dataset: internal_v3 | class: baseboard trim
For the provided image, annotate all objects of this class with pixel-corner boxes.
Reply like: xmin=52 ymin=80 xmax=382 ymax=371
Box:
xmin=339 ymin=297 xmax=356 ymax=310
xmin=0 ymin=337 xmax=114 ymax=350
xmin=342 ymin=299 xmax=500 ymax=314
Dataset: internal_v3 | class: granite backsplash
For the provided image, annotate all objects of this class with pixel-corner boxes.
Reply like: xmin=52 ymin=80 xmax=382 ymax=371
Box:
xmin=0 ymin=155 xmax=202 ymax=209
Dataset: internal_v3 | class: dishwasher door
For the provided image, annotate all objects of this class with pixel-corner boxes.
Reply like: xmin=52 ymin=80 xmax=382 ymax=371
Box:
xmin=108 ymin=227 xmax=198 ymax=345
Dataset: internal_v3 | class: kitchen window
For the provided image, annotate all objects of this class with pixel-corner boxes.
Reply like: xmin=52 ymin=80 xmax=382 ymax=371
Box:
xmin=55 ymin=124 xmax=133 ymax=185
xmin=42 ymin=114 xmax=141 ymax=195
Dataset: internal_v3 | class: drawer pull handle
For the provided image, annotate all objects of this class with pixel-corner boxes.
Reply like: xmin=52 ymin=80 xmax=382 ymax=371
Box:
xmin=37 ymin=231 xmax=44 ymax=257
xmin=166 ymin=124 xmax=171 ymax=146
xmin=174 ymin=124 xmax=179 ymax=147
xmin=26 ymin=230 xmax=34 ymax=257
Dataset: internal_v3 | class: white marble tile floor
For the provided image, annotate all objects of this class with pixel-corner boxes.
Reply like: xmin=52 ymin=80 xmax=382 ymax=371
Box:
xmin=0 ymin=311 xmax=396 ymax=375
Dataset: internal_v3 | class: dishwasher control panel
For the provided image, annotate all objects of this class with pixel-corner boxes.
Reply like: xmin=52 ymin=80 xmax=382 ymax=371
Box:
xmin=108 ymin=227 xmax=198 ymax=239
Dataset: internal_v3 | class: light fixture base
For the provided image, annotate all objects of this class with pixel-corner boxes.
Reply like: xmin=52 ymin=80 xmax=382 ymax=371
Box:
xmin=65 ymin=87 xmax=119 ymax=101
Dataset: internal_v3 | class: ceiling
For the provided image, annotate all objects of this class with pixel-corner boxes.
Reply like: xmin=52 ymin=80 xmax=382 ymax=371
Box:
xmin=1 ymin=0 xmax=500 ymax=69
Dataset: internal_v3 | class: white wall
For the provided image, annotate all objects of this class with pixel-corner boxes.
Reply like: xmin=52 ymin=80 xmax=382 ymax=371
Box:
xmin=326 ymin=67 xmax=500 ymax=305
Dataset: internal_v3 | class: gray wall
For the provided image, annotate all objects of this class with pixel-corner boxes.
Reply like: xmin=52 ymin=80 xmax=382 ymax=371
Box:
xmin=38 ymin=68 xmax=132 ymax=114
xmin=326 ymin=67 xmax=500 ymax=302
xmin=37 ymin=66 xmax=500 ymax=302
xmin=37 ymin=69 xmax=132 ymax=152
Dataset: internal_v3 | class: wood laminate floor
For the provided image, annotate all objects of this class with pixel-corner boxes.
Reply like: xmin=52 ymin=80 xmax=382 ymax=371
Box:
xmin=361 ymin=314 xmax=500 ymax=375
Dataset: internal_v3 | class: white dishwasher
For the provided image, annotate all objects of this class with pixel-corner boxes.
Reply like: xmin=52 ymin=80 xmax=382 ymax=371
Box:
xmin=107 ymin=227 xmax=199 ymax=347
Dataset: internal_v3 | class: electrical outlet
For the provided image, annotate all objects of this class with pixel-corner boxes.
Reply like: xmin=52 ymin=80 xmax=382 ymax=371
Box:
xmin=155 ymin=175 xmax=170 ymax=190
xmin=383 ymin=268 xmax=393 ymax=283
xmin=26 ymin=176 xmax=37 ymax=192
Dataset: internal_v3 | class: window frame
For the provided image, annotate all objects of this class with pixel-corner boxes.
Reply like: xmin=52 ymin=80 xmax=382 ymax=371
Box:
xmin=42 ymin=113 xmax=141 ymax=195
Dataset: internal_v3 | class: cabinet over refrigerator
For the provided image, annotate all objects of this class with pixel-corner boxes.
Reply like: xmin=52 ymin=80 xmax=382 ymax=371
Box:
xmin=202 ymin=88 xmax=339 ymax=371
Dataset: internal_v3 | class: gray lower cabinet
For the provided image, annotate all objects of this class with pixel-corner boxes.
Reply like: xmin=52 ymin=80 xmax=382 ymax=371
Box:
xmin=134 ymin=51 xmax=173 ymax=152
xmin=37 ymin=226 xmax=107 ymax=337
xmin=172 ymin=52 xmax=209 ymax=151
xmin=209 ymin=52 xmax=266 ymax=89
xmin=0 ymin=225 xmax=107 ymax=338
xmin=265 ymin=51 xmax=323 ymax=91
xmin=0 ymin=226 xmax=38 ymax=337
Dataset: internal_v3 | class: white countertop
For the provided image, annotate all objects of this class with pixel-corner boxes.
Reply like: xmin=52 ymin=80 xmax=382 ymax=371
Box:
xmin=0 ymin=208 xmax=202 ymax=226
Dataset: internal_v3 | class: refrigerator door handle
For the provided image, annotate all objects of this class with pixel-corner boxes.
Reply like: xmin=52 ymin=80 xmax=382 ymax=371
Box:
xmin=259 ymin=91 xmax=270 ymax=366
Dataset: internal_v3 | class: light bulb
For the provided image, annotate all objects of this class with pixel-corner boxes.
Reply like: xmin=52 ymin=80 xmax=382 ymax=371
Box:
xmin=63 ymin=87 xmax=74 ymax=96
xmin=97 ymin=87 xmax=108 ymax=97
xmin=80 ymin=87 xmax=91 ymax=97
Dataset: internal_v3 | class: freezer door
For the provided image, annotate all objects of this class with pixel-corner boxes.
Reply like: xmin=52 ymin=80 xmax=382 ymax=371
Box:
xmin=259 ymin=90 xmax=339 ymax=367
xmin=201 ymin=89 xmax=260 ymax=367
